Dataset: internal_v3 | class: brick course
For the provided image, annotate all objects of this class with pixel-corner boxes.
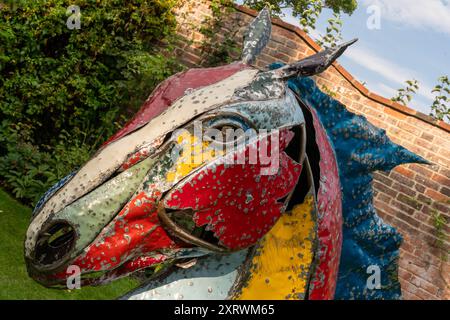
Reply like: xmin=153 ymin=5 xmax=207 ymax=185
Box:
xmin=172 ymin=0 xmax=449 ymax=300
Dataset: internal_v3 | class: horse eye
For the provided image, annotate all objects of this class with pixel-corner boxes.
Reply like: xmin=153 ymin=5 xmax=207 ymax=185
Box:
xmin=203 ymin=116 xmax=251 ymax=145
xmin=204 ymin=124 xmax=247 ymax=146
xmin=217 ymin=124 xmax=239 ymax=135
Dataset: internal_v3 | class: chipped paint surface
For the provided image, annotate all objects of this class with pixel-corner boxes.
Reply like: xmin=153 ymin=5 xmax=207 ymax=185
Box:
xmin=234 ymin=71 xmax=286 ymax=101
xmin=69 ymin=191 xmax=179 ymax=281
xmin=234 ymin=194 xmax=317 ymax=300
xmin=241 ymin=7 xmax=272 ymax=64
xmin=25 ymin=67 xmax=259 ymax=257
xmin=123 ymin=251 xmax=249 ymax=300
xmin=287 ymin=74 xmax=427 ymax=299
xmin=25 ymin=8 xmax=426 ymax=300
xmin=216 ymin=89 xmax=304 ymax=130
xmin=105 ymin=62 xmax=248 ymax=146
xmin=306 ymin=106 xmax=342 ymax=300
xmin=273 ymin=39 xmax=358 ymax=79
xmin=50 ymin=157 xmax=156 ymax=265
xmin=165 ymin=131 xmax=224 ymax=183
xmin=164 ymin=130 xmax=302 ymax=250
xmin=32 ymin=171 xmax=76 ymax=217
xmin=40 ymin=191 xmax=185 ymax=286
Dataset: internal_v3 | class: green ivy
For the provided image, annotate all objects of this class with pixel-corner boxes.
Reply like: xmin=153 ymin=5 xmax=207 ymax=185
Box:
xmin=0 ymin=0 xmax=183 ymax=205
xmin=391 ymin=79 xmax=419 ymax=105
xmin=199 ymin=0 xmax=241 ymax=67
xmin=316 ymin=12 xmax=343 ymax=48
xmin=430 ymin=75 xmax=449 ymax=122
xmin=243 ymin=0 xmax=357 ymax=32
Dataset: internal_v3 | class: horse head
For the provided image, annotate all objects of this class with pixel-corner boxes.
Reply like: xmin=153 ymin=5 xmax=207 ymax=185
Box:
xmin=25 ymin=8 xmax=423 ymax=300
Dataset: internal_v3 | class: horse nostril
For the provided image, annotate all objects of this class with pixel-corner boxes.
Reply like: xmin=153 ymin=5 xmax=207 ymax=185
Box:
xmin=34 ymin=221 xmax=76 ymax=267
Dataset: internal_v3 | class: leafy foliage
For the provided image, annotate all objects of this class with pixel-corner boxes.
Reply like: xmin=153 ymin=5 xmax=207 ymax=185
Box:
xmin=199 ymin=0 xmax=242 ymax=66
xmin=243 ymin=0 xmax=357 ymax=31
xmin=0 ymin=0 xmax=182 ymax=204
xmin=316 ymin=12 xmax=343 ymax=47
xmin=431 ymin=209 xmax=448 ymax=250
xmin=391 ymin=79 xmax=419 ymax=105
xmin=430 ymin=75 xmax=449 ymax=122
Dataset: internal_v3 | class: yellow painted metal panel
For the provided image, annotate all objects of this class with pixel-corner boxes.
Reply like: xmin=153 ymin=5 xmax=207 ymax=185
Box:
xmin=235 ymin=195 xmax=317 ymax=300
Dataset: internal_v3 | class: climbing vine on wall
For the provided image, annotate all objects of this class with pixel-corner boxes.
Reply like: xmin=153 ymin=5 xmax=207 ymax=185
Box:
xmin=392 ymin=79 xmax=420 ymax=105
xmin=430 ymin=75 xmax=449 ymax=122
xmin=243 ymin=0 xmax=357 ymax=33
xmin=316 ymin=12 xmax=343 ymax=48
xmin=0 ymin=0 xmax=182 ymax=204
xmin=199 ymin=0 xmax=242 ymax=67
xmin=432 ymin=210 xmax=448 ymax=250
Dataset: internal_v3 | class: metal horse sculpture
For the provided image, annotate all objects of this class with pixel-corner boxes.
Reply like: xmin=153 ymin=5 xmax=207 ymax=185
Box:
xmin=25 ymin=8 xmax=426 ymax=300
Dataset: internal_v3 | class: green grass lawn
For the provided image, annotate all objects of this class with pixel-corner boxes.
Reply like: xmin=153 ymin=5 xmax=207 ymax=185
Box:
xmin=0 ymin=189 xmax=138 ymax=299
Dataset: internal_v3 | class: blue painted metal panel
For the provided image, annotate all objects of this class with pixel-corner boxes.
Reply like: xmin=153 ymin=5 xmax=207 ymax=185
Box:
xmin=269 ymin=62 xmax=428 ymax=300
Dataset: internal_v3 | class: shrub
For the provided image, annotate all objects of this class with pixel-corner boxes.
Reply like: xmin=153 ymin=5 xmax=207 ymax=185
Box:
xmin=0 ymin=0 xmax=183 ymax=205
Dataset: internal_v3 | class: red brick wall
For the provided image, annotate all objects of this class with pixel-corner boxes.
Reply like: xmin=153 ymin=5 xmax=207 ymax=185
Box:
xmin=172 ymin=0 xmax=450 ymax=300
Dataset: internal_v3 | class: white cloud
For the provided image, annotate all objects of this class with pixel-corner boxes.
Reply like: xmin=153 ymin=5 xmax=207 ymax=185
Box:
xmin=370 ymin=83 xmax=430 ymax=114
xmin=274 ymin=4 xmax=440 ymax=112
xmin=364 ymin=0 xmax=450 ymax=35
xmin=346 ymin=46 xmax=415 ymax=86
xmin=345 ymin=45 xmax=435 ymax=102
xmin=371 ymin=82 xmax=398 ymax=98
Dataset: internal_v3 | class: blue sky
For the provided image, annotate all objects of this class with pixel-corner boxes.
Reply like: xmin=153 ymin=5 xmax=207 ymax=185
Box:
xmin=237 ymin=0 xmax=450 ymax=115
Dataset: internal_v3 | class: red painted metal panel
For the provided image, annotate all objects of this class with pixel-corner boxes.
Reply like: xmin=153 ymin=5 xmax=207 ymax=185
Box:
xmin=67 ymin=190 xmax=185 ymax=283
xmin=103 ymin=62 xmax=248 ymax=146
xmin=165 ymin=130 xmax=302 ymax=250
xmin=308 ymin=107 xmax=343 ymax=300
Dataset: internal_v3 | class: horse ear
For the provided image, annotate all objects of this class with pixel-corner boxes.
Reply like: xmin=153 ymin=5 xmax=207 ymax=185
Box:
xmin=241 ymin=6 xmax=272 ymax=64
xmin=274 ymin=39 xmax=358 ymax=78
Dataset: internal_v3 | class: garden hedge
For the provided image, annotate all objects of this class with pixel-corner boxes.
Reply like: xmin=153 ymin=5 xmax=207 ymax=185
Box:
xmin=0 ymin=0 xmax=183 ymax=204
